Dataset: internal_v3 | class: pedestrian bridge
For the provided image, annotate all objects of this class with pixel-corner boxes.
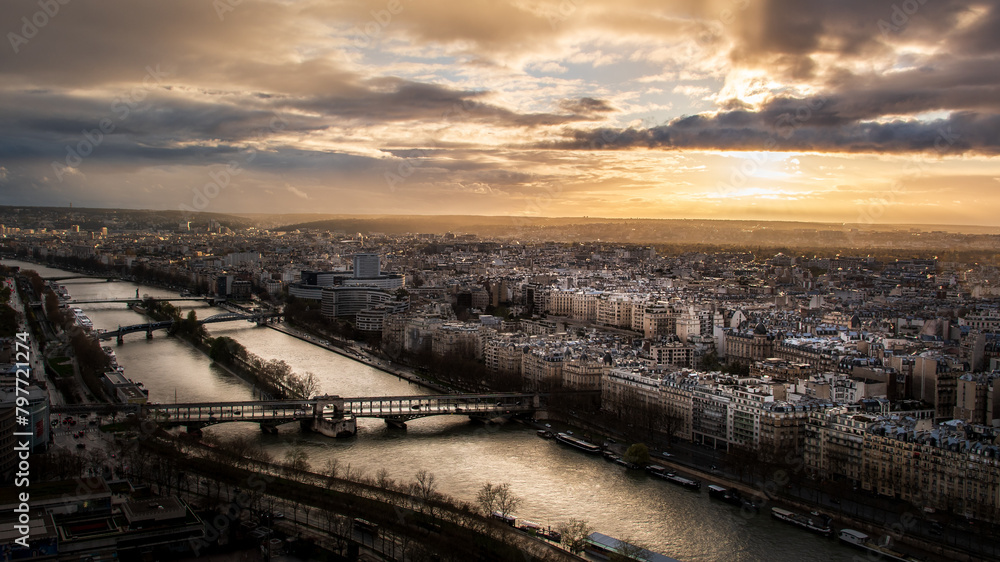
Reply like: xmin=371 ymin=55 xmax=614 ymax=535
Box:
xmin=142 ymin=393 xmax=542 ymax=434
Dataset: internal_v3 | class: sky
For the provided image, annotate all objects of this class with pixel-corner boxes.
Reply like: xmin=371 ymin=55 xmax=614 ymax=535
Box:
xmin=1 ymin=0 xmax=999 ymax=226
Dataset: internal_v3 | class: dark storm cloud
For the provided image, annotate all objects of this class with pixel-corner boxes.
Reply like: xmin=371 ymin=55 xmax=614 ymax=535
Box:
xmin=551 ymin=110 xmax=999 ymax=154
xmin=549 ymin=0 xmax=1000 ymax=156
xmin=0 ymin=78 xmax=613 ymax=177
xmin=558 ymin=98 xmax=617 ymax=116
xmin=287 ymin=81 xmax=611 ymax=126
xmin=727 ymin=0 xmax=979 ymax=78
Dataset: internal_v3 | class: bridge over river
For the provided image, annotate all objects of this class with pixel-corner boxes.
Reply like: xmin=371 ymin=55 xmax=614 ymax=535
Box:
xmin=67 ymin=297 xmax=218 ymax=305
xmin=97 ymin=311 xmax=283 ymax=343
xmin=42 ymin=275 xmax=118 ymax=282
xmin=54 ymin=393 xmax=544 ymax=436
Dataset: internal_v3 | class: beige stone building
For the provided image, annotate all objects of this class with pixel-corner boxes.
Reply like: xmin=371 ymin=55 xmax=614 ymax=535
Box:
xmin=522 ymin=347 xmax=566 ymax=391
xmin=562 ymin=356 xmax=605 ymax=391
xmin=954 ymin=372 xmax=1000 ymax=425
xmin=482 ymin=335 xmax=527 ymax=378
xmin=431 ymin=322 xmax=482 ymax=359
xmin=643 ymin=340 xmax=694 ymax=369
xmin=597 ymin=296 xmax=634 ymax=329
xmin=724 ymin=324 xmax=776 ymax=366
xmin=806 ymin=411 xmax=1000 ymax=523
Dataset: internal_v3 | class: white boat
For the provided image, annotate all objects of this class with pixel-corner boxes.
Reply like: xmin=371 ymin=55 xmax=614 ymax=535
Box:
xmin=554 ymin=432 xmax=602 ymax=454
xmin=771 ymin=507 xmax=831 ymax=536
xmin=586 ymin=533 xmax=680 ymax=561
xmin=838 ymin=529 xmax=919 ymax=561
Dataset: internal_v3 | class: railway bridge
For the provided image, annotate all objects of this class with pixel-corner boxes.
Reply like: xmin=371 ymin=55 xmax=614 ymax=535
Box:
xmin=66 ymin=297 xmax=218 ymax=305
xmin=55 ymin=393 xmax=543 ymax=436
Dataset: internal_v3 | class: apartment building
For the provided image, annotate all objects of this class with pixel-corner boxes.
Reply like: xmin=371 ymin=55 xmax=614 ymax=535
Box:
xmin=431 ymin=322 xmax=482 ymax=359
xmin=954 ymin=372 xmax=1000 ymax=425
xmin=483 ymin=335 xmax=528 ymax=378
xmin=562 ymin=356 xmax=606 ymax=391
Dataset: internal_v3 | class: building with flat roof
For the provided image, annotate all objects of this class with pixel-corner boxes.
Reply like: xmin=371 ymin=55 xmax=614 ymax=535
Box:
xmin=353 ymin=253 xmax=381 ymax=279
xmin=0 ymin=383 xmax=49 ymax=455
xmin=101 ymin=371 xmax=147 ymax=405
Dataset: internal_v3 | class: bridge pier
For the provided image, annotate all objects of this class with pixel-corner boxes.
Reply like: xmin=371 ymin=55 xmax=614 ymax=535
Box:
xmin=311 ymin=395 xmax=357 ymax=437
xmin=116 ymin=332 xmax=124 ymax=345
xmin=146 ymin=327 xmax=153 ymax=340
xmin=312 ymin=416 xmax=357 ymax=437
xmin=384 ymin=418 xmax=407 ymax=429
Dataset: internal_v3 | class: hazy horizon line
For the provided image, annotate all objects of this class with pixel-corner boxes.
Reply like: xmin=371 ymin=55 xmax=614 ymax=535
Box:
xmin=4 ymin=203 xmax=1000 ymax=232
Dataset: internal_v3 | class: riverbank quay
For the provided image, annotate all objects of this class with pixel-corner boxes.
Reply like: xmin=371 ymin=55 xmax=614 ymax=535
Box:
xmin=127 ymin=434 xmax=583 ymax=562
xmin=7 ymin=256 xmax=201 ymax=296
xmin=126 ymin=302 xmax=283 ymax=400
xmin=268 ymin=322 xmax=451 ymax=394
xmin=531 ymin=411 xmax=996 ymax=562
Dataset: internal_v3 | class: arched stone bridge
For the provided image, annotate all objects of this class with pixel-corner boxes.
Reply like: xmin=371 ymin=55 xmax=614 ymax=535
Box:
xmin=96 ymin=311 xmax=283 ymax=343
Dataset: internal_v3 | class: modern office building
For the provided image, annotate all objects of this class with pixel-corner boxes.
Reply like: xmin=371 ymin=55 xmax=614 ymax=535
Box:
xmin=353 ymin=253 xmax=381 ymax=279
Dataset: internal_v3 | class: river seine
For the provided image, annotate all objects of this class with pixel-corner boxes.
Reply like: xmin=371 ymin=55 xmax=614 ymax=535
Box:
xmin=10 ymin=260 xmax=858 ymax=561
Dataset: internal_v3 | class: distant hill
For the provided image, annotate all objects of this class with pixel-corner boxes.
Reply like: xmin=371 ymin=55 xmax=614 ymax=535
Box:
xmin=274 ymin=214 xmax=1000 ymax=236
xmin=0 ymin=205 xmax=260 ymax=231
xmin=272 ymin=215 xmax=1000 ymax=251
xmin=2 ymin=206 xmax=998 ymax=255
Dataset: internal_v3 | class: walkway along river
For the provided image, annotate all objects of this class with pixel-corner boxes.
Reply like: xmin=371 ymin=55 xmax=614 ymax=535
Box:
xmin=11 ymin=260 xmax=866 ymax=561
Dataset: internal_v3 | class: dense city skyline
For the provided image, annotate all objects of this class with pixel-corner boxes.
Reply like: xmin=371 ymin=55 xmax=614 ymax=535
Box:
xmin=4 ymin=200 xmax=1000 ymax=559
xmin=1 ymin=1 xmax=999 ymax=224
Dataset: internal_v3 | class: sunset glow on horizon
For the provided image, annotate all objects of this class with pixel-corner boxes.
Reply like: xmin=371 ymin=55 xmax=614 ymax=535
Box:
xmin=2 ymin=0 xmax=999 ymax=226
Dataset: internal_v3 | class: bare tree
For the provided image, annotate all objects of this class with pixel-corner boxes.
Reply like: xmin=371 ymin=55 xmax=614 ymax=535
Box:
xmin=323 ymin=509 xmax=347 ymax=555
xmin=558 ymin=518 xmax=593 ymax=554
xmin=494 ymin=482 xmax=522 ymax=520
xmin=476 ymin=482 xmax=500 ymax=516
xmin=476 ymin=481 xmax=522 ymax=522
xmin=323 ymin=457 xmax=340 ymax=482
xmin=412 ymin=470 xmax=439 ymax=512
xmin=283 ymin=447 xmax=310 ymax=480
xmin=375 ymin=467 xmax=396 ymax=492
xmin=343 ymin=462 xmax=365 ymax=483
xmin=288 ymin=371 xmax=319 ymax=399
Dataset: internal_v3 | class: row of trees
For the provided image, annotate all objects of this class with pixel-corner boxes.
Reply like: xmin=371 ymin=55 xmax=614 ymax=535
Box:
xmin=192 ymin=432 xmax=604 ymax=558
xmin=141 ymin=298 xmax=211 ymax=342
xmin=411 ymin=349 xmax=523 ymax=392
xmin=600 ymin=386 xmax=685 ymax=446
xmin=0 ymin=283 xmax=17 ymax=338
xmin=152 ymin=434 xmax=579 ymax=561
xmin=207 ymin=335 xmax=318 ymax=399
xmin=29 ymin=273 xmax=114 ymax=401
xmin=21 ymin=251 xmax=211 ymax=293
xmin=134 ymin=300 xmax=317 ymax=399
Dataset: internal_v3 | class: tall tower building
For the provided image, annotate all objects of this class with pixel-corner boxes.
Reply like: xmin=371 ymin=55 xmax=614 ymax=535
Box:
xmin=353 ymin=253 xmax=380 ymax=279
